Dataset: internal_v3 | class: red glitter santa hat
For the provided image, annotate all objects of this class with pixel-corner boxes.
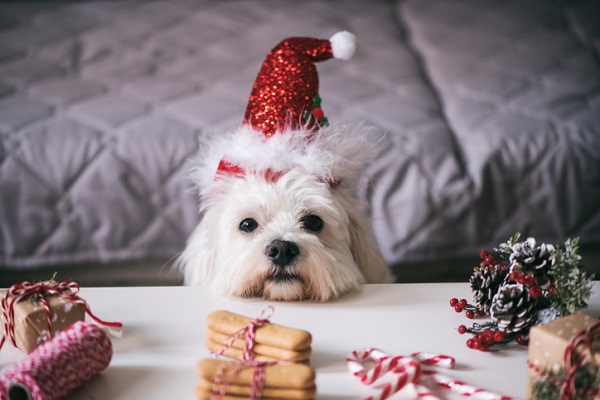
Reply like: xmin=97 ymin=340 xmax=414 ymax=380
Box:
xmin=196 ymin=32 xmax=382 ymax=195
xmin=243 ymin=31 xmax=357 ymax=136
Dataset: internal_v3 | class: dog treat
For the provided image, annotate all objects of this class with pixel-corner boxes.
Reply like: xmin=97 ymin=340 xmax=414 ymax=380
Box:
xmin=195 ymin=393 xmax=258 ymax=400
xmin=206 ymin=338 xmax=311 ymax=363
xmin=197 ymin=359 xmax=315 ymax=389
xmin=206 ymin=310 xmax=311 ymax=351
xmin=196 ymin=391 xmax=315 ymax=400
xmin=197 ymin=378 xmax=316 ymax=399
xmin=207 ymin=330 xmax=311 ymax=361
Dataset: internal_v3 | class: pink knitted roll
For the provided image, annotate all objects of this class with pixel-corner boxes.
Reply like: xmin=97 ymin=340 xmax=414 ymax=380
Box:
xmin=0 ymin=321 xmax=112 ymax=400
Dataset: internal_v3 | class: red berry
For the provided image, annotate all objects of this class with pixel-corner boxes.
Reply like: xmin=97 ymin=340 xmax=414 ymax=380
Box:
xmin=481 ymin=331 xmax=493 ymax=344
xmin=458 ymin=325 xmax=467 ymax=334
xmin=450 ymin=298 xmax=459 ymax=307
xmin=466 ymin=339 xmax=474 ymax=348
xmin=311 ymin=107 xmax=324 ymax=121
xmin=454 ymin=305 xmax=463 ymax=313
xmin=466 ymin=310 xmax=475 ymax=319
xmin=517 ymin=275 xmax=525 ymax=284
xmin=472 ymin=339 xmax=481 ymax=349
xmin=459 ymin=299 xmax=468 ymax=308
xmin=548 ymin=286 xmax=556 ymax=296
xmin=480 ymin=250 xmax=490 ymax=260
xmin=516 ymin=336 xmax=529 ymax=346
xmin=509 ymin=271 xmax=518 ymax=282
xmin=479 ymin=343 xmax=490 ymax=352
xmin=524 ymin=275 xmax=535 ymax=287
xmin=493 ymin=331 xmax=505 ymax=343
xmin=529 ymin=285 xmax=542 ymax=299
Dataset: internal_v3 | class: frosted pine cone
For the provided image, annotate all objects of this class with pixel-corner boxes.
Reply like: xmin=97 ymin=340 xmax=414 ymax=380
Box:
xmin=470 ymin=264 xmax=506 ymax=314
xmin=510 ymin=237 xmax=555 ymax=289
xmin=490 ymin=284 xmax=536 ymax=333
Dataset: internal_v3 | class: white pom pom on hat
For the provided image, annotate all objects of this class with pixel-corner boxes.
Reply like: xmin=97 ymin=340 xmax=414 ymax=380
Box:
xmin=330 ymin=31 xmax=358 ymax=60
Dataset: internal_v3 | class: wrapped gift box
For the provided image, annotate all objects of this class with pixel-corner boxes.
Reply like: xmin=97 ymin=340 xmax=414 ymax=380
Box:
xmin=527 ymin=311 xmax=600 ymax=399
xmin=0 ymin=288 xmax=85 ymax=353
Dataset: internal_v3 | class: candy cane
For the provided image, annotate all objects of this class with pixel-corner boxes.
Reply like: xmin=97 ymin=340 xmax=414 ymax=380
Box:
xmin=426 ymin=372 xmax=513 ymax=400
xmin=347 ymin=348 xmax=440 ymax=399
xmin=411 ymin=352 xmax=455 ymax=368
xmin=347 ymin=348 xmax=514 ymax=400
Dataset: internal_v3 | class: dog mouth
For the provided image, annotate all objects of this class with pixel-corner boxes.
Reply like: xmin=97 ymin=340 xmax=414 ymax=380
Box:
xmin=266 ymin=270 xmax=304 ymax=283
xmin=261 ymin=269 xmax=307 ymax=301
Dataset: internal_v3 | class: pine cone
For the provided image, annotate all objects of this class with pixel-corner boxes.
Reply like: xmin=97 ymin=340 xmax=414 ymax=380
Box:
xmin=470 ymin=264 xmax=506 ymax=314
xmin=490 ymin=284 xmax=536 ymax=333
xmin=510 ymin=238 xmax=555 ymax=289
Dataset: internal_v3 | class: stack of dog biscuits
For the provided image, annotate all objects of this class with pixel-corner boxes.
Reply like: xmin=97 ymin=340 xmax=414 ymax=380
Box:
xmin=196 ymin=359 xmax=316 ymax=400
xmin=205 ymin=310 xmax=312 ymax=363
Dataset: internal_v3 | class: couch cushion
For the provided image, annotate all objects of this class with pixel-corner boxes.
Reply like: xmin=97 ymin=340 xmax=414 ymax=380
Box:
xmin=393 ymin=0 xmax=600 ymax=268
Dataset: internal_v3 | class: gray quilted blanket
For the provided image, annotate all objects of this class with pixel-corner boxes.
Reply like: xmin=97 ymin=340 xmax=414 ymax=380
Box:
xmin=1 ymin=0 xmax=599 ymax=281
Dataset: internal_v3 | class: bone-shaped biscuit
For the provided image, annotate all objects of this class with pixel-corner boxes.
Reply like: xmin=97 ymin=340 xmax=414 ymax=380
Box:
xmin=196 ymin=377 xmax=316 ymax=399
xmin=206 ymin=310 xmax=311 ymax=351
xmin=197 ymin=359 xmax=315 ymax=389
xmin=206 ymin=329 xmax=311 ymax=361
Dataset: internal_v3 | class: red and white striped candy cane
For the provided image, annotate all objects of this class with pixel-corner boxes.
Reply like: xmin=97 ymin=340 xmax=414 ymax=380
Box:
xmin=411 ymin=352 xmax=455 ymax=368
xmin=425 ymin=372 xmax=513 ymax=400
xmin=347 ymin=348 xmax=439 ymax=399
xmin=347 ymin=348 xmax=514 ymax=400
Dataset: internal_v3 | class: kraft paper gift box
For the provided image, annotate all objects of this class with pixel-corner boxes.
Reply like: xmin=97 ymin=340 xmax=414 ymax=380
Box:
xmin=0 ymin=289 xmax=85 ymax=353
xmin=527 ymin=311 xmax=600 ymax=399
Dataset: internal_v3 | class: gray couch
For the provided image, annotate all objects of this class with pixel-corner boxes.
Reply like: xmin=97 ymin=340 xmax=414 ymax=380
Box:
xmin=1 ymin=0 xmax=599 ymax=287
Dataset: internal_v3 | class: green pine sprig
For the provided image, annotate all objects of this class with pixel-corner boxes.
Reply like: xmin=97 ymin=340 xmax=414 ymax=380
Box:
xmin=548 ymin=237 xmax=594 ymax=316
xmin=496 ymin=232 xmax=521 ymax=256
xmin=531 ymin=362 xmax=600 ymax=399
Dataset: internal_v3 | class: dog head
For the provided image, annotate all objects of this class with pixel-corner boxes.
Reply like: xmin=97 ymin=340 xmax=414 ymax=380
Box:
xmin=177 ymin=125 xmax=390 ymax=301
xmin=177 ymin=32 xmax=391 ymax=300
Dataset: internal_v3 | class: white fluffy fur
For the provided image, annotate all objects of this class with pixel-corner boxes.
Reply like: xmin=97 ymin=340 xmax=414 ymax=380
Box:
xmin=178 ymin=124 xmax=392 ymax=301
xmin=192 ymin=124 xmax=380 ymax=198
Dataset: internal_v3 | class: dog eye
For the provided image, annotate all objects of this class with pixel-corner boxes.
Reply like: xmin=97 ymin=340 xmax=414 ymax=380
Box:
xmin=302 ymin=215 xmax=323 ymax=232
xmin=239 ymin=218 xmax=258 ymax=233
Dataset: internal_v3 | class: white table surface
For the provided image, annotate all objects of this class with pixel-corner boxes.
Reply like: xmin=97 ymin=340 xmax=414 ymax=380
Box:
xmin=1 ymin=283 xmax=598 ymax=399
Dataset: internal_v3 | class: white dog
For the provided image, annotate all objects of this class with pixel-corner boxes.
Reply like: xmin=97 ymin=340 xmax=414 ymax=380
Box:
xmin=178 ymin=32 xmax=392 ymax=301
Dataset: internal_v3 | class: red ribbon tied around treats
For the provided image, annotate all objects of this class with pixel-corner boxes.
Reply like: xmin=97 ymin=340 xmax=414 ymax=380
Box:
xmin=210 ymin=306 xmax=278 ymax=400
xmin=347 ymin=348 xmax=513 ymax=400
xmin=527 ymin=320 xmax=600 ymax=400
xmin=0 ymin=280 xmax=123 ymax=351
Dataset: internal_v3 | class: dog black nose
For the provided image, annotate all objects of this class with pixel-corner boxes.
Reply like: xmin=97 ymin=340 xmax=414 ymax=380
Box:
xmin=265 ymin=240 xmax=299 ymax=268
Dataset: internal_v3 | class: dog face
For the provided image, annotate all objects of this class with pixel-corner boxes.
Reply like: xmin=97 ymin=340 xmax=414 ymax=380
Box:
xmin=179 ymin=168 xmax=389 ymax=301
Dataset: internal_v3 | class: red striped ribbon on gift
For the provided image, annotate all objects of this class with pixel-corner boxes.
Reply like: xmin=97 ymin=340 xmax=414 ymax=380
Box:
xmin=0 ymin=280 xmax=122 ymax=351
xmin=527 ymin=320 xmax=600 ymax=400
